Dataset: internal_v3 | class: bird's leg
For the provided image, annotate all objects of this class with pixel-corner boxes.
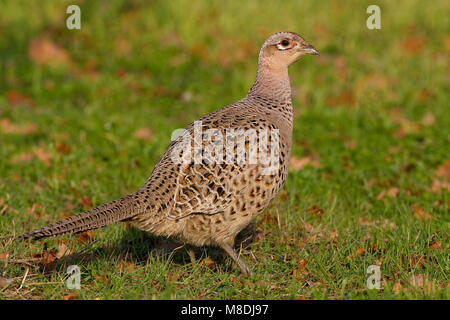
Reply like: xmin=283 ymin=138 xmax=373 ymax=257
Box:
xmin=186 ymin=245 xmax=196 ymax=264
xmin=221 ymin=243 xmax=254 ymax=276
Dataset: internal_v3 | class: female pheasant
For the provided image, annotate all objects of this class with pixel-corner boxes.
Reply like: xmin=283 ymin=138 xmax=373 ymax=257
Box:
xmin=21 ymin=32 xmax=319 ymax=275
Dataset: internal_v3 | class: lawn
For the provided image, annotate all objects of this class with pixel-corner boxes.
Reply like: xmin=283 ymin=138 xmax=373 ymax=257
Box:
xmin=0 ymin=0 xmax=448 ymax=300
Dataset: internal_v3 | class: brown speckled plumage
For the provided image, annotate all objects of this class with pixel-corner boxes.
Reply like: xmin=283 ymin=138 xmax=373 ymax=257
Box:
xmin=21 ymin=32 xmax=318 ymax=275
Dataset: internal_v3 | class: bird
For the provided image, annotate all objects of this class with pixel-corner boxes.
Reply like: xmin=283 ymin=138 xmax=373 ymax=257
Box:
xmin=20 ymin=32 xmax=319 ymax=275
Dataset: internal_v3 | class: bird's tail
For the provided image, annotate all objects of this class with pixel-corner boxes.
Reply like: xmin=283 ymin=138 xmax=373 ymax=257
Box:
xmin=20 ymin=194 xmax=139 ymax=240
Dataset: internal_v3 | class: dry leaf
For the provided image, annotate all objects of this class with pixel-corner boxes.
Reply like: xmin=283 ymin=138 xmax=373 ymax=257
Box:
xmin=393 ymin=281 xmax=403 ymax=293
xmin=29 ymin=36 xmax=72 ymax=67
xmin=308 ymin=205 xmax=324 ymax=217
xmin=387 ymin=187 xmax=399 ymax=198
xmin=421 ymin=112 xmax=435 ymax=126
xmin=355 ymin=247 xmax=365 ymax=256
xmin=436 ymin=161 xmax=450 ymax=181
xmin=0 ymin=118 xmax=37 ymax=135
xmin=34 ymin=146 xmax=52 ymax=166
xmin=77 ymin=230 xmax=95 ymax=244
xmin=56 ymin=242 xmax=73 ymax=259
xmin=63 ymin=292 xmax=79 ymax=300
xmin=80 ymin=197 xmax=92 ymax=210
xmin=408 ymin=274 xmax=433 ymax=292
xmin=134 ymin=127 xmax=153 ymax=142
xmin=290 ymin=155 xmax=320 ymax=171
xmin=7 ymin=90 xmax=32 ymax=106
xmin=200 ymin=258 xmax=215 ymax=269
xmin=402 ymin=35 xmax=426 ymax=53
xmin=0 ymin=277 xmax=13 ymax=289
xmin=56 ymin=142 xmax=72 ymax=155
xmin=429 ymin=241 xmax=441 ymax=250
xmin=95 ymin=275 xmax=108 ymax=283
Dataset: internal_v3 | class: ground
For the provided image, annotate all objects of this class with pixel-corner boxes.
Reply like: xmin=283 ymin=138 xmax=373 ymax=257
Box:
xmin=0 ymin=0 xmax=448 ymax=299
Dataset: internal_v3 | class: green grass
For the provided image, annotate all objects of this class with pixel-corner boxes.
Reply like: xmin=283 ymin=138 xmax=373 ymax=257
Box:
xmin=0 ymin=0 xmax=449 ymax=300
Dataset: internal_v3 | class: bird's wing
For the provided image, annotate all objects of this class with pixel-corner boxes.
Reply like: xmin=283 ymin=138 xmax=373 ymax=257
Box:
xmin=161 ymin=104 xmax=271 ymax=220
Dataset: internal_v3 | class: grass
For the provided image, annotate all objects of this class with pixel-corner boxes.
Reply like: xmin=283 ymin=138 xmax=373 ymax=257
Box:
xmin=0 ymin=0 xmax=449 ymax=299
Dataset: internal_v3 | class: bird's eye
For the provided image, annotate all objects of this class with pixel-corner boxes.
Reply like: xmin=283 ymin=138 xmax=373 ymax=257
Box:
xmin=276 ymin=39 xmax=293 ymax=51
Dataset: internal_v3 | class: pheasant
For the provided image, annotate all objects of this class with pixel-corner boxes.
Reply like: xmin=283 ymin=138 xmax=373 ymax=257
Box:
xmin=20 ymin=32 xmax=319 ymax=275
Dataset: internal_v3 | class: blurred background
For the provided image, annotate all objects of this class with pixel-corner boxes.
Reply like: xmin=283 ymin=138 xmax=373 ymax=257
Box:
xmin=0 ymin=0 xmax=448 ymax=299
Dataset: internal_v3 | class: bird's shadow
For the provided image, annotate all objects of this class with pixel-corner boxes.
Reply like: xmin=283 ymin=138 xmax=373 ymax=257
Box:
xmin=41 ymin=223 xmax=256 ymax=274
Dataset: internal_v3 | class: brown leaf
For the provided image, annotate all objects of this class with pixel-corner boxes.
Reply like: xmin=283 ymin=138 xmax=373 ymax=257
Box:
xmin=328 ymin=230 xmax=339 ymax=242
xmin=118 ymin=260 xmax=135 ymax=273
xmin=290 ymin=155 xmax=320 ymax=171
xmin=0 ymin=118 xmax=37 ymax=135
xmin=77 ymin=230 xmax=94 ymax=244
xmin=40 ymin=250 xmax=56 ymax=265
xmin=408 ymin=274 xmax=432 ymax=292
xmin=429 ymin=241 xmax=441 ymax=250
xmin=436 ymin=160 xmax=450 ymax=181
xmin=10 ymin=152 xmax=35 ymax=165
xmin=308 ymin=205 xmax=324 ymax=217
xmin=0 ymin=276 xmax=13 ymax=289
xmin=392 ymin=281 xmax=403 ymax=293
xmin=421 ymin=112 xmax=435 ymax=126
xmin=56 ymin=142 xmax=72 ymax=155
xmin=7 ymin=90 xmax=32 ymax=106
xmin=387 ymin=187 xmax=399 ymax=198
xmin=134 ymin=127 xmax=153 ymax=142
xmin=292 ymin=259 xmax=310 ymax=278
xmin=80 ymin=197 xmax=92 ymax=210
xmin=63 ymin=292 xmax=79 ymax=300
xmin=0 ymin=251 xmax=10 ymax=259
xmin=29 ymin=36 xmax=72 ymax=67
xmin=355 ymin=247 xmax=365 ymax=256
xmin=34 ymin=146 xmax=52 ymax=166
xmin=402 ymin=35 xmax=426 ymax=54
xmin=114 ymin=37 xmax=131 ymax=55
xmin=95 ymin=275 xmax=108 ymax=283
xmin=200 ymin=258 xmax=215 ymax=270
xmin=56 ymin=242 xmax=73 ymax=259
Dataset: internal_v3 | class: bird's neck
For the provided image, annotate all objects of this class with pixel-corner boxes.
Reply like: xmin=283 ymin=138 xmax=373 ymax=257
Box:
xmin=248 ymin=62 xmax=292 ymax=102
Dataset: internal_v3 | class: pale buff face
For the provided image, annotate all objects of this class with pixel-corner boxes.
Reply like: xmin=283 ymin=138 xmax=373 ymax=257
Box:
xmin=260 ymin=32 xmax=319 ymax=69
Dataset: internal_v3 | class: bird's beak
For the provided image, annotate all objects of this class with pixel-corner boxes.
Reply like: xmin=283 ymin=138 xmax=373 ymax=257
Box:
xmin=302 ymin=43 xmax=319 ymax=55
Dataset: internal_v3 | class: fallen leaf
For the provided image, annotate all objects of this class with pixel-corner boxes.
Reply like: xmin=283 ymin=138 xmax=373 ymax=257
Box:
xmin=408 ymin=274 xmax=432 ymax=292
xmin=436 ymin=161 xmax=450 ymax=181
xmin=63 ymin=292 xmax=79 ymax=300
xmin=77 ymin=230 xmax=94 ymax=244
xmin=292 ymin=259 xmax=310 ymax=278
xmin=56 ymin=142 xmax=72 ymax=155
xmin=0 ymin=277 xmax=13 ymax=289
xmin=7 ymin=90 xmax=32 ymax=106
xmin=355 ymin=247 xmax=365 ymax=256
xmin=80 ymin=197 xmax=92 ymax=210
xmin=0 ymin=118 xmax=37 ymax=135
xmin=134 ymin=127 xmax=153 ymax=142
xmin=290 ymin=155 xmax=320 ymax=171
xmin=429 ymin=241 xmax=441 ymax=250
xmin=40 ymin=250 xmax=56 ymax=265
xmin=387 ymin=187 xmax=399 ymax=198
xmin=118 ymin=260 xmax=135 ymax=273
xmin=95 ymin=275 xmax=108 ymax=283
xmin=402 ymin=35 xmax=426 ymax=54
xmin=56 ymin=242 xmax=73 ymax=259
xmin=392 ymin=281 xmax=402 ymax=293
xmin=421 ymin=112 xmax=435 ymax=126
xmin=200 ymin=258 xmax=215 ymax=270
xmin=34 ymin=146 xmax=52 ymax=166
xmin=29 ymin=36 xmax=72 ymax=67
xmin=308 ymin=205 xmax=324 ymax=217
xmin=328 ymin=230 xmax=339 ymax=242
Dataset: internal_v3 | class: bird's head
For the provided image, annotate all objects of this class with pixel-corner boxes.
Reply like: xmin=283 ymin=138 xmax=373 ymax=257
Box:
xmin=259 ymin=32 xmax=319 ymax=69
